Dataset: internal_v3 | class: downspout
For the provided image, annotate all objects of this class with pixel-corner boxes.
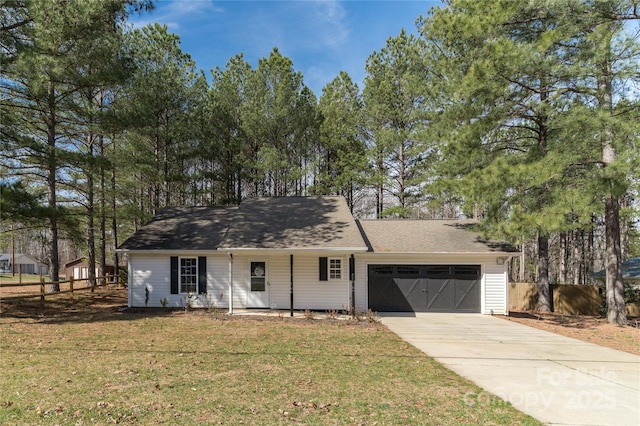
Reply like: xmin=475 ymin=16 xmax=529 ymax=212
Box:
xmin=350 ymin=254 xmax=355 ymax=316
xmin=228 ymin=253 xmax=233 ymax=314
xmin=290 ymin=254 xmax=294 ymax=317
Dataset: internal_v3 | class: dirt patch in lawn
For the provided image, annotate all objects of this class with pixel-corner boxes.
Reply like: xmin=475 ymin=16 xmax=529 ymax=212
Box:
xmin=501 ymin=312 xmax=640 ymax=356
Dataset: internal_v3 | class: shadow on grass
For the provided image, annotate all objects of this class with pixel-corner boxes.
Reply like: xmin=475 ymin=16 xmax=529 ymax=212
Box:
xmin=0 ymin=288 xmax=385 ymax=328
xmin=0 ymin=287 xmax=182 ymax=325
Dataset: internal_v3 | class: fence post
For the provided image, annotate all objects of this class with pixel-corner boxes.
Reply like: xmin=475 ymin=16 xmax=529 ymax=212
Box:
xmin=40 ymin=276 xmax=45 ymax=305
xmin=70 ymin=276 xmax=74 ymax=299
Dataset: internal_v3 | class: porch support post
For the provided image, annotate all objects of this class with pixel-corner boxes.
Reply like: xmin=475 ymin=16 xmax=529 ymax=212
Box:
xmin=350 ymin=254 xmax=355 ymax=315
xmin=290 ymin=254 xmax=294 ymax=317
xmin=228 ymin=253 xmax=233 ymax=314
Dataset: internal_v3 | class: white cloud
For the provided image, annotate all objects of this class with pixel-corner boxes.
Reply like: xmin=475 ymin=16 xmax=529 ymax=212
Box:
xmin=130 ymin=0 xmax=223 ymax=30
xmin=311 ymin=0 xmax=349 ymax=47
xmin=161 ymin=0 xmax=224 ymax=16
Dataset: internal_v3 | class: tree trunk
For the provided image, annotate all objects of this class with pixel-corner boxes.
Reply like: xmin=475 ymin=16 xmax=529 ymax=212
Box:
xmin=537 ymin=234 xmax=551 ymax=312
xmin=587 ymin=218 xmax=595 ymax=286
xmin=376 ymin=154 xmax=384 ymax=219
xmin=111 ymin=136 xmax=119 ymax=284
xmin=99 ymin=134 xmax=106 ymax=286
xmin=46 ymin=82 xmax=60 ymax=292
xmin=620 ymin=196 xmax=629 ymax=261
xmin=519 ymin=242 xmax=525 ymax=283
xmin=572 ymin=230 xmax=581 ymax=285
xmin=605 ymin=195 xmax=627 ymax=325
xmin=598 ymin=26 xmax=627 ymax=325
xmin=398 ymin=139 xmax=406 ymax=212
xmin=86 ymin=134 xmax=96 ymax=292
xmin=559 ymin=232 xmax=567 ymax=284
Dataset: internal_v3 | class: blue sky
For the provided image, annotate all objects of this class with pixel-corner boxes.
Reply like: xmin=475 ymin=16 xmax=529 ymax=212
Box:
xmin=130 ymin=0 xmax=442 ymax=96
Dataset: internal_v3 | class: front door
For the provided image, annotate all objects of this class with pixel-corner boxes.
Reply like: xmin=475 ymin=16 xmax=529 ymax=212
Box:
xmin=247 ymin=261 xmax=269 ymax=308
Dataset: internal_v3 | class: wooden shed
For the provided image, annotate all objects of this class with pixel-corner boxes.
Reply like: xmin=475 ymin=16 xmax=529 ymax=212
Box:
xmin=64 ymin=258 xmax=115 ymax=281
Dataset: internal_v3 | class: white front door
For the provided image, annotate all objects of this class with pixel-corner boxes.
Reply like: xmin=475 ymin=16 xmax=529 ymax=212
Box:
xmin=247 ymin=261 xmax=269 ymax=308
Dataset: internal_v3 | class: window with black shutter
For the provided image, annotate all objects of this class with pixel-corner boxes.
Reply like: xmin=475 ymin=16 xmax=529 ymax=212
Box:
xmin=319 ymin=256 xmax=343 ymax=281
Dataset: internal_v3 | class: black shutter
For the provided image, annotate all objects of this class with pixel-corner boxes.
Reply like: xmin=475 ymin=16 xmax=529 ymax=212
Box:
xmin=319 ymin=257 xmax=328 ymax=281
xmin=198 ymin=256 xmax=207 ymax=294
xmin=170 ymin=256 xmax=179 ymax=294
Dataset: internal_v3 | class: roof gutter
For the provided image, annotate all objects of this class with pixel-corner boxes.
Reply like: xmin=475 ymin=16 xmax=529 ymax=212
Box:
xmin=361 ymin=251 xmax=518 ymax=256
xmin=115 ymin=249 xmax=220 ymax=254
xmin=216 ymin=247 xmax=369 ymax=253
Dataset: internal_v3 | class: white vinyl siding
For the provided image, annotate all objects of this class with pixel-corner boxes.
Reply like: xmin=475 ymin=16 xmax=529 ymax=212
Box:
xmin=204 ymin=256 xmax=230 ymax=308
xmin=128 ymin=253 xmax=227 ymax=308
xmin=484 ymin=263 xmax=509 ymax=315
xmin=292 ymin=254 xmax=348 ymax=310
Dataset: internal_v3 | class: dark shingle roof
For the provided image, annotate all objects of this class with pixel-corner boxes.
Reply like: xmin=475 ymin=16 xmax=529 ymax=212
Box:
xmin=357 ymin=219 xmax=518 ymax=254
xmin=118 ymin=199 xmax=517 ymax=254
xmin=118 ymin=206 xmax=237 ymax=251
xmin=218 ymin=196 xmax=368 ymax=250
xmin=593 ymin=257 xmax=640 ymax=280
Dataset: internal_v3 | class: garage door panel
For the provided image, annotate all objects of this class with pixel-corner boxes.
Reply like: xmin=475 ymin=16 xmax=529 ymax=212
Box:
xmin=368 ymin=265 xmax=481 ymax=313
xmin=396 ymin=277 xmax=426 ymax=311
xmin=426 ymin=278 xmax=455 ymax=311
xmin=454 ymin=279 xmax=480 ymax=312
xmin=368 ymin=275 xmax=414 ymax=312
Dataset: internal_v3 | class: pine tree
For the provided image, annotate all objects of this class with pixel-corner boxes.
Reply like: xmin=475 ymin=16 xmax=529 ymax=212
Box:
xmin=316 ymin=71 xmax=367 ymax=211
xmin=363 ymin=30 xmax=428 ymax=218
xmin=119 ymin=23 xmax=198 ymax=218
xmin=241 ymin=48 xmax=319 ymax=197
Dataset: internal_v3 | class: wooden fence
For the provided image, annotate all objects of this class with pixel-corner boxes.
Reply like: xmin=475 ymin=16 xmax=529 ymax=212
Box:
xmin=0 ymin=274 xmax=123 ymax=303
xmin=509 ymin=282 xmax=640 ymax=316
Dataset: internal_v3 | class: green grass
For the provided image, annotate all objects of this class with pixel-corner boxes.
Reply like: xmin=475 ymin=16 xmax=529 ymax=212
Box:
xmin=0 ymin=273 xmax=45 ymax=284
xmin=0 ymin=289 xmax=540 ymax=425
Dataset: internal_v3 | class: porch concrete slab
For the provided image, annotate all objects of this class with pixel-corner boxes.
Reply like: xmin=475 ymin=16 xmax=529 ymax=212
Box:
xmin=379 ymin=313 xmax=640 ymax=426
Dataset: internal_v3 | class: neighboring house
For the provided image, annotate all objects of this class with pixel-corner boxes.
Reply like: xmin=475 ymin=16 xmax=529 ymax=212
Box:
xmin=64 ymin=258 xmax=116 ymax=281
xmin=0 ymin=253 xmax=48 ymax=275
xmin=593 ymin=257 xmax=640 ymax=287
xmin=118 ymin=196 xmax=517 ymax=314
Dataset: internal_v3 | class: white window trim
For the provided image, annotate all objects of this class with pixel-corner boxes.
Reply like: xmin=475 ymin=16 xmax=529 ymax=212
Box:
xmin=179 ymin=257 xmax=198 ymax=294
xmin=328 ymin=257 xmax=343 ymax=281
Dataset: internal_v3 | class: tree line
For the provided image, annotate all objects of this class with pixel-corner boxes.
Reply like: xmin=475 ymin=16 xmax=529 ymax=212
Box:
xmin=1 ymin=0 xmax=638 ymax=324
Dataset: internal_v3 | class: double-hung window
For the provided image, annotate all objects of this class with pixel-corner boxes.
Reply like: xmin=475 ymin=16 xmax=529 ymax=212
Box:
xmin=329 ymin=258 xmax=342 ymax=280
xmin=170 ymin=256 xmax=207 ymax=295
xmin=180 ymin=258 xmax=197 ymax=293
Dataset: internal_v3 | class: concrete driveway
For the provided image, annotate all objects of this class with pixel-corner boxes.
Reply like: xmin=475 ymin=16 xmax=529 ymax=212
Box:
xmin=379 ymin=313 xmax=640 ymax=426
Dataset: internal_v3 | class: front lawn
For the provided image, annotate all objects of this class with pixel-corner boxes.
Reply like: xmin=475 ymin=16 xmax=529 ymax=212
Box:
xmin=0 ymin=289 xmax=539 ymax=425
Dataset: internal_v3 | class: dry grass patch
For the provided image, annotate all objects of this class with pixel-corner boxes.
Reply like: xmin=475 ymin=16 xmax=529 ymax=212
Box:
xmin=1 ymin=289 xmax=539 ymax=425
